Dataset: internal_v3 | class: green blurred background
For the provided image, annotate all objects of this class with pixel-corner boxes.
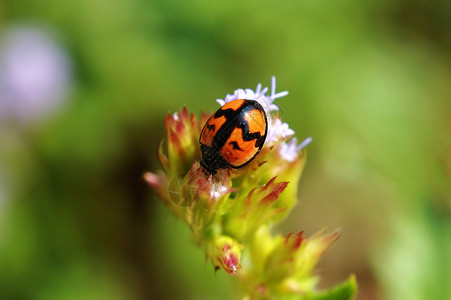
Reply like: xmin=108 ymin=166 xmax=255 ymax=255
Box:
xmin=0 ymin=0 xmax=450 ymax=299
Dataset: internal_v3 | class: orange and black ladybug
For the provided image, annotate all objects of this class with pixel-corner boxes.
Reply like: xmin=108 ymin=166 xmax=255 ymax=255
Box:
xmin=199 ymin=99 xmax=268 ymax=175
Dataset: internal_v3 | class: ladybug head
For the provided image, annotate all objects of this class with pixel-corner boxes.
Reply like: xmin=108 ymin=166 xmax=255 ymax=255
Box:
xmin=200 ymin=144 xmax=229 ymax=175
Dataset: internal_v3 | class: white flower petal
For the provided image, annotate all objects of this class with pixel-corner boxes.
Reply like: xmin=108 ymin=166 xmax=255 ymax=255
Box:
xmin=255 ymin=83 xmax=262 ymax=94
xmin=278 ymin=137 xmax=313 ymax=162
xmin=271 ymin=76 xmax=276 ymax=97
xmin=273 ymin=91 xmax=289 ymax=99
xmin=266 ymin=119 xmax=295 ymax=142
xmin=297 ymin=137 xmax=312 ymax=151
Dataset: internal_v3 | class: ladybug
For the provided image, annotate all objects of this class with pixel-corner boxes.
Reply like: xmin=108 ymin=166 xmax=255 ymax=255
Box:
xmin=199 ymin=99 xmax=268 ymax=175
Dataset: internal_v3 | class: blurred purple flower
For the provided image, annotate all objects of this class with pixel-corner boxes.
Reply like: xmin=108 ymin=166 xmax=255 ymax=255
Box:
xmin=0 ymin=25 xmax=72 ymax=122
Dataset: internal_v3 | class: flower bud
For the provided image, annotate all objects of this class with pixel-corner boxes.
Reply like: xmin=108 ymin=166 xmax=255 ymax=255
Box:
xmin=162 ymin=107 xmax=199 ymax=175
xmin=263 ymin=231 xmax=306 ymax=284
xmin=207 ymin=235 xmax=242 ymax=275
xmin=295 ymin=229 xmax=341 ymax=279
xmin=224 ymin=177 xmax=288 ymax=241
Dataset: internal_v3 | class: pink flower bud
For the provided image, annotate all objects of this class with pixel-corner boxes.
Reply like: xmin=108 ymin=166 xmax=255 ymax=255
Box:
xmin=207 ymin=235 xmax=242 ymax=275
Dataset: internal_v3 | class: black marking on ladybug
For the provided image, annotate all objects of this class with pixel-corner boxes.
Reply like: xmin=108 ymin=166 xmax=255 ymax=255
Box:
xmin=229 ymin=141 xmax=244 ymax=151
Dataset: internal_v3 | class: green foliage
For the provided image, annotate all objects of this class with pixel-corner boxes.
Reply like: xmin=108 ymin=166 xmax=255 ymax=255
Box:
xmin=303 ymin=275 xmax=357 ymax=300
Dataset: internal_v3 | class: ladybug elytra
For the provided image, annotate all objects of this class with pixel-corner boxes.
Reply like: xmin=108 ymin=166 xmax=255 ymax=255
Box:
xmin=199 ymin=99 xmax=268 ymax=175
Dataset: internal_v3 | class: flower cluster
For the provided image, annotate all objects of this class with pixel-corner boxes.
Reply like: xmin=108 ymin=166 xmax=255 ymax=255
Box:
xmin=145 ymin=77 xmax=356 ymax=299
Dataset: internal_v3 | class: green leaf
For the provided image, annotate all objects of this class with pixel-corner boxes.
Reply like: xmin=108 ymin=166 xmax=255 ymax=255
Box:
xmin=303 ymin=275 xmax=358 ymax=300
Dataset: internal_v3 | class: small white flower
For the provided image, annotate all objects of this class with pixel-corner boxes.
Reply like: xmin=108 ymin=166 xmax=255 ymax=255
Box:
xmin=215 ymin=76 xmax=310 ymax=153
xmin=216 ymin=76 xmax=287 ymax=114
xmin=266 ymin=118 xmax=295 ymax=143
xmin=279 ymin=137 xmax=312 ymax=162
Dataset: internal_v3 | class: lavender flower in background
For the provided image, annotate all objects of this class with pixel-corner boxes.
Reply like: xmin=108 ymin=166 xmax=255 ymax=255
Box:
xmin=0 ymin=25 xmax=72 ymax=123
